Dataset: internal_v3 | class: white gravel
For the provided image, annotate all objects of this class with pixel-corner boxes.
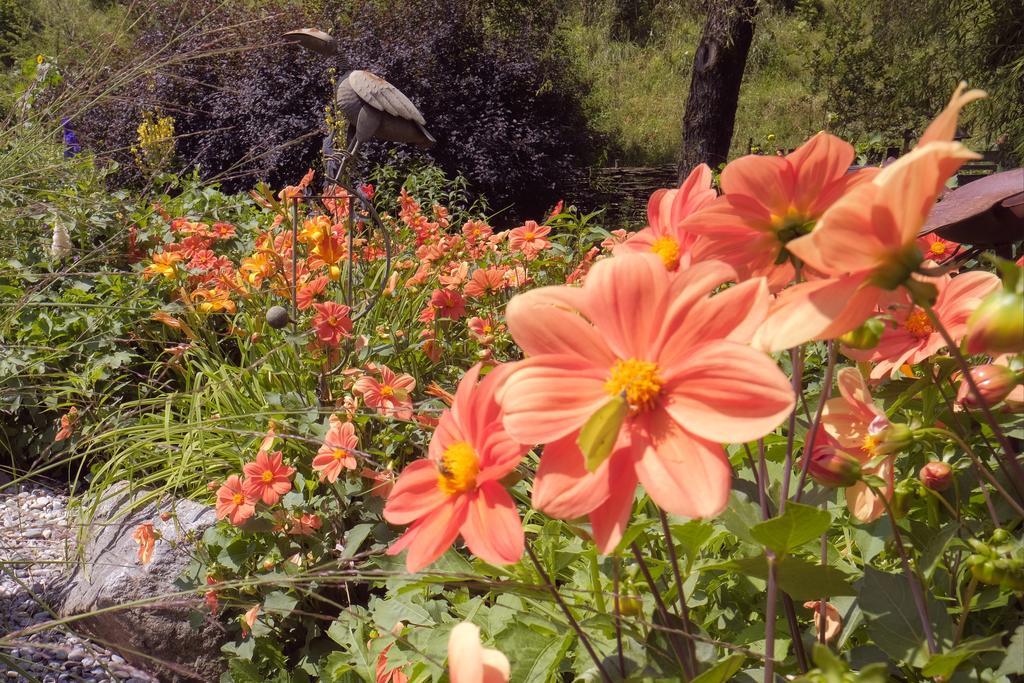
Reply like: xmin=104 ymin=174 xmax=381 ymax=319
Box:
xmin=1 ymin=485 xmax=157 ymax=682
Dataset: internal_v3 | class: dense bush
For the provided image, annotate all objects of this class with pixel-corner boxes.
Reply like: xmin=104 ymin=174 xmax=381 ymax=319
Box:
xmin=74 ymin=0 xmax=596 ymax=219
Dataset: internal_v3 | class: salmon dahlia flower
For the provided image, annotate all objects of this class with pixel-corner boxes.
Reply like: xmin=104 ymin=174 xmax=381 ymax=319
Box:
xmin=448 ymin=622 xmax=510 ymax=683
xmin=354 ymin=365 xmax=416 ymax=420
xmin=383 ymin=364 xmax=529 ymax=572
xmin=683 ymin=132 xmax=874 ymax=290
xmin=215 ymin=474 xmax=256 ymax=526
xmin=312 ymin=414 xmax=358 ymax=483
xmin=843 ymin=266 xmax=1000 ymax=379
xmin=615 ymin=163 xmax=716 ymax=271
xmin=498 ymin=253 xmax=795 ymax=551
xmin=242 ymin=450 xmax=295 ymax=506
xmin=821 ymin=368 xmax=901 ymax=522
xmin=508 ymin=220 xmax=551 ymax=258
xmin=756 ymin=84 xmax=985 ymax=352
xmin=311 ymin=301 xmax=353 ymax=348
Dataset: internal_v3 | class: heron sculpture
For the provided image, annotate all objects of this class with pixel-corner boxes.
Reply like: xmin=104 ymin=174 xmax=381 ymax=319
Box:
xmin=283 ymin=28 xmax=436 ymax=182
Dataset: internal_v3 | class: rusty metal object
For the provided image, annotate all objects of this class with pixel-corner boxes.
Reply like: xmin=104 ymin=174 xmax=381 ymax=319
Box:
xmin=920 ymin=168 xmax=1024 ymax=245
xmin=283 ymin=28 xmax=435 ymax=183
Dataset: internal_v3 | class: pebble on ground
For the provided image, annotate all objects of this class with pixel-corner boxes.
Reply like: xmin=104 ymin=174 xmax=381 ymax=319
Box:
xmin=1 ymin=485 xmax=158 ymax=682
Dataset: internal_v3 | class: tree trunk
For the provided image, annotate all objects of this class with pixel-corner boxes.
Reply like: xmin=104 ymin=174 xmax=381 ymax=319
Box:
xmin=678 ymin=0 xmax=759 ymax=183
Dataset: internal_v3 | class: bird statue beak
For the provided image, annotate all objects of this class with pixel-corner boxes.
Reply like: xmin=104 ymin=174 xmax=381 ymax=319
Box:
xmin=282 ymin=29 xmax=338 ymax=56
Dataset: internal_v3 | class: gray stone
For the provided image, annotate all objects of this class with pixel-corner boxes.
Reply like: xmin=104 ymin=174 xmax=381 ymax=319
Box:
xmin=24 ymin=528 xmax=44 ymax=539
xmin=60 ymin=483 xmax=226 ymax=682
xmin=68 ymin=647 xmax=86 ymax=661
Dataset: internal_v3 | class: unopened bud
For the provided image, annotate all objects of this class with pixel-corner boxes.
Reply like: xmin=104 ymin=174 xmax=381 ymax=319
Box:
xmin=806 ymin=442 xmax=861 ymax=488
xmin=839 ymin=317 xmax=886 ymax=350
xmin=966 ymin=290 xmax=1024 ymax=355
xmin=919 ymin=461 xmax=953 ymax=492
xmin=265 ymin=305 xmax=291 ymax=329
xmin=957 ymin=364 xmax=1019 ymax=408
xmin=876 ymin=422 xmax=913 ymax=455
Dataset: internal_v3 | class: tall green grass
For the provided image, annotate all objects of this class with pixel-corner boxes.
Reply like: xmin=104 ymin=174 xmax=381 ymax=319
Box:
xmin=559 ymin=0 xmax=827 ymax=165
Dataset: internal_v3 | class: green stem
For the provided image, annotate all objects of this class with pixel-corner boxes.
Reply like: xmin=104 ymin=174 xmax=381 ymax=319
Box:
xmin=589 ymin=550 xmax=607 ymax=615
xmin=659 ymin=509 xmax=696 ymax=672
xmin=525 ymin=543 xmax=612 ymax=683
xmin=764 ymin=552 xmax=779 ymax=683
xmin=954 ymin=577 xmax=978 ymax=647
xmin=630 ymin=542 xmax=693 ymax=680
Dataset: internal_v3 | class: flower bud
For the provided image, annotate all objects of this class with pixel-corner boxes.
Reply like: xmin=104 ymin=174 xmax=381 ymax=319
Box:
xmin=919 ymin=461 xmax=953 ymax=492
xmin=806 ymin=442 xmax=861 ymax=488
xmin=875 ymin=422 xmax=913 ymax=455
xmin=966 ymin=290 xmax=1024 ymax=355
xmin=839 ymin=317 xmax=886 ymax=350
xmin=956 ymin=364 xmax=1019 ymax=408
xmin=618 ymin=593 xmax=643 ymax=617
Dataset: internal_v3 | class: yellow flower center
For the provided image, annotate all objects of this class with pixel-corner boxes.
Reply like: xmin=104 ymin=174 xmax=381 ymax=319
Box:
xmin=261 ymin=470 xmax=274 ymax=483
xmin=523 ymin=231 xmax=535 ymax=240
xmin=379 ymin=385 xmax=394 ymax=398
xmin=326 ymin=316 xmax=337 ymax=326
xmin=232 ymin=493 xmax=245 ymax=505
xmin=930 ymin=242 xmax=946 ymax=255
xmin=861 ymin=434 xmax=879 ymax=456
xmin=437 ymin=441 xmax=479 ymax=495
xmin=605 ymin=358 xmax=664 ymax=411
xmin=650 ymin=236 xmax=681 ymax=269
xmin=332 ymin=448 xmax=347 ymax=461
xmin=903 ymin=308 xmax=934 ymax=339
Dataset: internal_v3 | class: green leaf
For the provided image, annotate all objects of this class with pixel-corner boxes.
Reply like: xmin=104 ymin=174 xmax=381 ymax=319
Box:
xmin=919 ymin=523 xmax=958 ymax=579
xmin=262 ymin=591 xmax=299 ymax=619
xmin=327 ymin=614 xmax=374 ymax=681
xmin=996 ymin=625 xmax=1024 ymax=677
xmin=320 ymin=652 xmax=358 ymax=683
xmin=921 ymin=634 xmax=1005 ymax=677
xmin=712 ymin=555 xmax=856 ymax=601
xmin=718 ymin=492 xmax=763 ymax=546
xmin=340 ymin=524 xmax=374 ymax=559
xmin=218 ymin=539 xmax=252 ymax=571
xmin=858 ymin=566 xmax=953 ymax=667
xmin=750 ymin=503 xmax=831 ymax=556
xmin=692 ymin=654 xmax=745 ymax=683
xmin=372 ymin=596 xmax=433 ymax=631
xmin=228 ymin=658 xmax=264 ymax=683
xmin=809 ymin=642 xmax=846 ymax=674
xmin=577 ymin=394 xmax=627 ymax=472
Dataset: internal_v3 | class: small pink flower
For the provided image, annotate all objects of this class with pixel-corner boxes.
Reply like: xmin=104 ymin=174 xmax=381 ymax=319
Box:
xmin=821 ymin=368 xmax=899 ymax=522
xmin=242 ymin=450 xmax=295 ymax=506
xmin=354 ymin=366 xmax=416 ymax=420
xmin=241 ymin=604 xmax=260 ymax=637
xmin=843 ymin=267 xmax=1000 ymax=379
xmin=430 ymin=288 xmax=467 ymax=320
xmin=312 ymin=301 xmax=353 ymax=348
xmin=464 ymin=268 xmax=505 ymax=298
xmin=616 ymin=164 xmax=716 ymax=271
xmin=803 ymin=601 xmax=842 ymax=642
xmin=215 ymin=475 xmax=256 ymax=526
xmin=508 ymin=220 xmax=551 ymax=258
xmin=384 ymin=364 xmax=529 ymax=572
xmin=917 ymin=233 xmax=959 ymax=263
xmin=312 ymin=414 xmax=358 ymax=483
